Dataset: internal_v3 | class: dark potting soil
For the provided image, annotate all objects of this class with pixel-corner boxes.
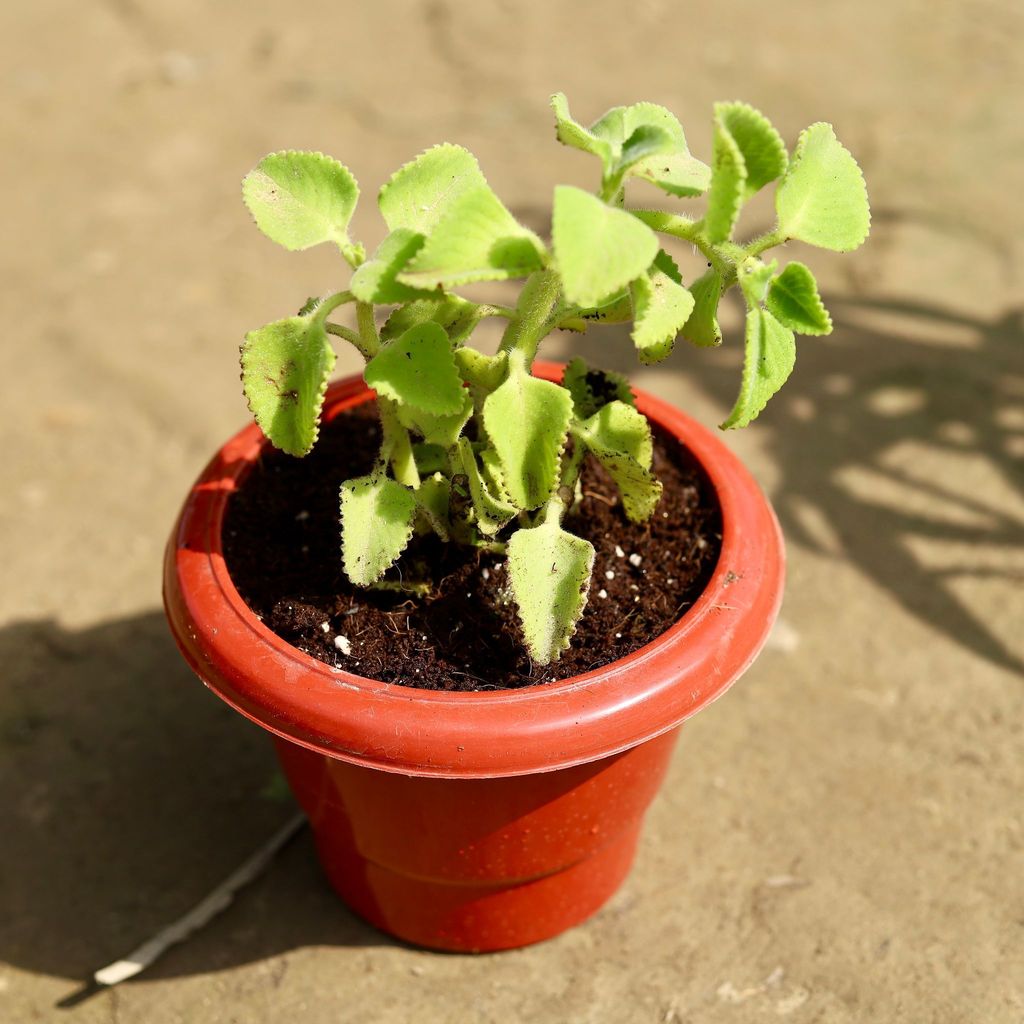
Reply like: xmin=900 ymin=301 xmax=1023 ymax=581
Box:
xmin=223 ymin=402 xmax=722 ymax=691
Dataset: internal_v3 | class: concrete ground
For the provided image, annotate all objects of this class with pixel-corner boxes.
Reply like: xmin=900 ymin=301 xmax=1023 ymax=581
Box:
xmin=2 ymin=0 xmax=1022 ymax=1021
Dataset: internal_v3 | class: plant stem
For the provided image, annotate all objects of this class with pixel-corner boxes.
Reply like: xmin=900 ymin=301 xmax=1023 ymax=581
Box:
xmin=545 ymin=439 xmax=586 ymax=525
xmin=312 ymin=290 xmax=354 ymax=323
xmin=498 ymin=269 xmax=562 ymax=367
xmin=357 ymin=301 xmax=418 ymax=487
xmin=325 ymin=322 xmax=371 ymax=356
xmin=746 ymin=228 xmax=787 ymax=257
xmin=355 ymin=302 xmax=381 ymax=359
xmin=378 ymin=398 xmax=420 ymax=488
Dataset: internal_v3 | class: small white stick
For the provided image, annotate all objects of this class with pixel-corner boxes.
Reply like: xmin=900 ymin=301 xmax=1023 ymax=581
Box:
xmin=94 ymin=812 xmax=306 ymax=987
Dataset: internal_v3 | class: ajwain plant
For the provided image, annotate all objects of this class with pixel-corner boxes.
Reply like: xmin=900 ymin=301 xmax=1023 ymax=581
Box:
xmin=239 ymin=95 xmax=869 ymax=665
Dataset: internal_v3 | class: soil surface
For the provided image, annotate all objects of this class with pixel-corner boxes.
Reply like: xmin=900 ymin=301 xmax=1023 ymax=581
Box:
xmin=224 ymin=404 xmax=721 ymax=690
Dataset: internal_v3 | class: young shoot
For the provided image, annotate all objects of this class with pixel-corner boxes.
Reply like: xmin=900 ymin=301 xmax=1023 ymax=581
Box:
xmin=240 ymin=96 xmax=870 ymax=665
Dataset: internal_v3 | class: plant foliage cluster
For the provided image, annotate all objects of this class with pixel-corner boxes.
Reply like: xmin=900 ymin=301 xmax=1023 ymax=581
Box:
xmin=240 ymin=96 xmax=869 ymax=664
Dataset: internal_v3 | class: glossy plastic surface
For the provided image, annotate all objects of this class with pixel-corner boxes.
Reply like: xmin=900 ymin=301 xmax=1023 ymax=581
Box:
xmin=275 ymin=729 xmax=679 ymax=951
xmin=163 ymin=364 xmax=785 ymax=779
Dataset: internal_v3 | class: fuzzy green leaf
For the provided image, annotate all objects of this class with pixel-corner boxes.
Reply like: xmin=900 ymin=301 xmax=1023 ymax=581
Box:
xmin=767 ymin=262 xmax=833 ymax=335
xmin=630 ymin=251 xmax=695 ymax=364
xmin=618 ymin=124 xmax=676 ymax=173
xmin=381 ymin=295 xmax=476 ymax=343
xmin=381 ymin=144 xmax=544 ymax=288
xmin=578 ymin=401 xmax=662 ymax=522
xmin=550 ymin=92 xmax=614 ymax=168
xmin=716 ymin=102 xmax=787 ymax=198
xmin=591 ymin=101 xmax=687 ymax=152
xmin=704 ymin=118 xmax=746 ymax=243
xmin=552 ymin=185 xmax=659 ymax=307
xmin=483 ymin=365 xmax=573 ymax=510
xmin=582 ymin=401 xmax=654 ymax=468
xmin=631 ymin=152 xmax=712 ymax=198
xmin=412 ymin=443 xmax=447 ymax=475
xmin=562 ymin=358 xmax=635 ymax=419
xmin=737 ymin=257 xmax=777 ymax=308
xmin=456 ymin=439 xmax=518 ymax=535
xmin=681 ymin=270 xmax=723 ymax=347
xmin=242 ymin=151 xmax=358 ymax=254
xmin=507 ymin=518 xmax=595 ymax=665
xmin=379 ymin=143 xmax=484 ymax=234
xmin=340 ymin=475 xmax=418 ymax=585
xmin=415 ymin=473 xmax=451 ymax=541
xmin=398 ymin=388 xmax=473 ymax=447
xmin=454 ymin=348 xmax=508 ymax=392
xmin=721 ymin=307 xmax=796 ymax=429
xmin=775 ymin=123 xmax=870 ymax=252
xmin=240 ymin=316 xmax=335 ymax=457
xmin=349 ymin=229 xmax=431 ymax=304
xmin=364 ymin=322 xmax=464 ymax=416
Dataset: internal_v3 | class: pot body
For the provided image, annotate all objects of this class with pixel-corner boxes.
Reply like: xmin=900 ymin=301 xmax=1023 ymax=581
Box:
xmin=164 ymin=365 xmax=784 ymax=952
xmin=275 ymin=728 xmax=679 ymax=951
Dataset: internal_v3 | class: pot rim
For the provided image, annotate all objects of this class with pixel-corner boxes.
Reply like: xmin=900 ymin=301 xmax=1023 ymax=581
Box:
xmin=164 ymin=362 xmax=784 ymax=778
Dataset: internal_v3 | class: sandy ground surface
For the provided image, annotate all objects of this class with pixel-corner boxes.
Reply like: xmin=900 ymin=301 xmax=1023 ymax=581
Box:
xmin=2 ymin=0 xmax=1023 ymax=1021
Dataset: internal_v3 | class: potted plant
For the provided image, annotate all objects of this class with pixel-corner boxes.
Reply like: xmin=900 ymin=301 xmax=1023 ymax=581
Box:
xmin=164 ymin=95 xmax=869 ymax=952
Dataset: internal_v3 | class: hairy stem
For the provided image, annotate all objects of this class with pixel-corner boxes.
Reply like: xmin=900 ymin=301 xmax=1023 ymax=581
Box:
xmin=357 ymin=301 xmax=418 ymax=487
xmin=545 ymin=440 xmax=586 ymax=525
xmin=498 ymin=269 xmax=563 ymax=367
xmin=325 ymin=322 xmax=372 ymax=357
xmin=378 ymin=398 xmax=420 ymax=488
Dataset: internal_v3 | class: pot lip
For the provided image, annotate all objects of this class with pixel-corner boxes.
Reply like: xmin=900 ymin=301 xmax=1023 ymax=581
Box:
xmin=164 ymin=361 xmax=784 ymax=778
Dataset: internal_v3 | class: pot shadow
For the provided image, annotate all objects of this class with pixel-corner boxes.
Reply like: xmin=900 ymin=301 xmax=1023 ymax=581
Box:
xmin=0 ymin=611 xmax=393 ymax=1003
xmin=550 ymin=294 xmax=1024 ymax=676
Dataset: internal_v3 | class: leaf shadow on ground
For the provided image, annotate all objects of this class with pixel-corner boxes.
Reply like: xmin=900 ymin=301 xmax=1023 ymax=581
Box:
xmin=0 ymin=612 xmax=393 ymax=1004
xmin=560 ymin=294 xmax=1024 ymax=676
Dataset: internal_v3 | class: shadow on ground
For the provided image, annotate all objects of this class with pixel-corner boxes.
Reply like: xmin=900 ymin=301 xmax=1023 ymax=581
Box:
xmin=0 ymin=612 xmax=389 ymax=1000
xmin=565 ymin=295 xmax=1024 ymax=675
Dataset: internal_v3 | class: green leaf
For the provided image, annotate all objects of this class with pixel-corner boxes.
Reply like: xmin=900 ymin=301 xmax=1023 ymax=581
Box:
xmin=582 ymin=401 xmax=653 ymax=468
xmin=591 ymin=101 xmax=687 ymax=152
xmin=578 ymin=402 xmax=663 ymax=522
xmin=552 ymin=186 xmax=659 ymax=307
xmin=585 ymin=100 xmax=711 ymax=196
xmin=630 ymin=251 xmax=695 ymax=364
xmin=412 ymin=443 xmax=447 ymax=475
xmin=550 ymin=92 xmax=614 ymax=168
xmin=364 ymin=322 xmax=464 ymax=415
xmin=562 ymin=357 xmax=635 ymax=419
xmin=576 ymin=289 xmax=632 ymax=325
xmin=631 ymin=151 xmax=712 ymax=198
xmin=240 ymin=315 xmax=335 ymax=457
xmin=681 ymin=270 xmax=723 ymax=347
xmin=340 ymin=475 xmax=418 ymax=585
xmin=704 ymin=116 xmax=746 ymax=243
xmin=454 ymin=348 xmax=508 ymax=392
xmin=398 ymin=388 xmax=473 ymax=447
xmin=455 ymin=439 xmax=518 ymax=535
xmin=242 ymin=151 xmax=359 ymax=254
xmin=506 ymin=518 xmax=595 ymax=665
xmin=482 ymin=365 xmax=573 ymax=510
xmin=379 ymin=143 xmax=484 ymax=234
xmin=349 ymin=229 xmax=432 ymax=304
xmin=415 ymin=473 xmax=451 ymax=541
xmin=618 ymin=124 xmax=676 ymax=173
xmin=380 ymin=294 xmax=476 ymax=343
xmin=775 ymin=123 xmax=870 ymax=251
xmin=737 ymin=257 xmax=777 ymax=308
xmin=721 ymin=307 xmax=796 ymax=429
xmin=381 ymin=144 xmax=545 ymax=288
xmin=767 ymin=262 xmax=833 ymax=335
xmin=715 ymin=102 xmax=787 ymax=197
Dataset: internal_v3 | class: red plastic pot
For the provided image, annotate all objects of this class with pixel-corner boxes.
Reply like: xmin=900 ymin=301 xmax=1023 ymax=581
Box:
xmin=163 ymin=363 xmax=784 ymax=952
